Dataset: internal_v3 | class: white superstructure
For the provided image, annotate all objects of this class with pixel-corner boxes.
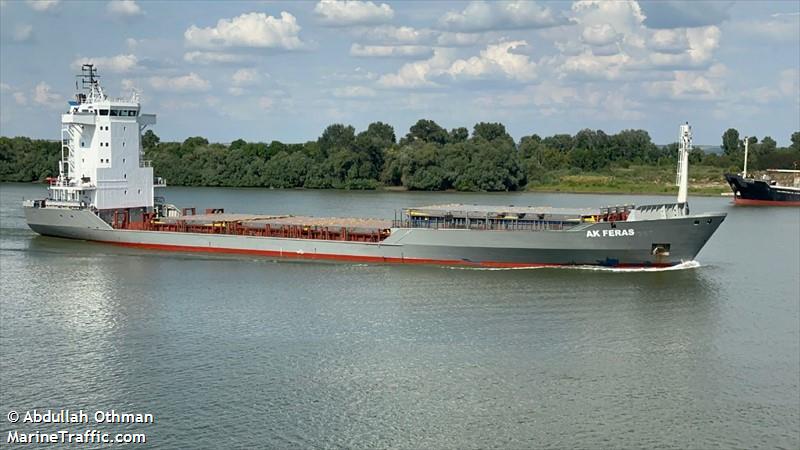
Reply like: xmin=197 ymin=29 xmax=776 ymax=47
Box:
xmin=48 ymin=64 xmax=161 ymax=210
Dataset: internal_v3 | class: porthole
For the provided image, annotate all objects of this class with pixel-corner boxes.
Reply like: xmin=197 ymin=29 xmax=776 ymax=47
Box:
xmin=706 ymin=219 xmax=713 ymax=224
xmin=693 ymin=220 xmax=699 ymax=225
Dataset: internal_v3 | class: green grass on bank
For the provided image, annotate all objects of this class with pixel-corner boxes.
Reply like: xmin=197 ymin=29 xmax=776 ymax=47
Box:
xmin=524 ymin=164 xmax=729 ymax=196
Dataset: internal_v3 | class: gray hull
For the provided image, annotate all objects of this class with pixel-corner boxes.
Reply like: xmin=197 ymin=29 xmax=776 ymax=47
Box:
xmin=24 ymin=206 xmax=725 ymax=267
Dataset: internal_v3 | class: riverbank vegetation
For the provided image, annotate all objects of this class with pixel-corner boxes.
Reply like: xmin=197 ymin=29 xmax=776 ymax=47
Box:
xmin=2 ymin=120 xmax=798 ymax=194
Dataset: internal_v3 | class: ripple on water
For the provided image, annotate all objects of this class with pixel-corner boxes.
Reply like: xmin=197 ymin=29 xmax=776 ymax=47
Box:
xmin=1 ymin=183 xmax=797 ymax=449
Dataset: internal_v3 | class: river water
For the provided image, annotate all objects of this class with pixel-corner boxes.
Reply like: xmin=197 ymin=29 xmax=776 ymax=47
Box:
xmin=1 ymin=183 xmax=798 ymax=448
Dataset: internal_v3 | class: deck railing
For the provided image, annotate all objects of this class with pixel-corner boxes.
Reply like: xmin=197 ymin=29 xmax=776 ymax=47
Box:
xmin=392 ymin=219 xmax=570 ymax=231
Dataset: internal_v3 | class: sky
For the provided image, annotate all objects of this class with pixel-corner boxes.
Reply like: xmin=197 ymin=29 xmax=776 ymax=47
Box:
xmin=1 ymin=0 xmax=798 ymax=146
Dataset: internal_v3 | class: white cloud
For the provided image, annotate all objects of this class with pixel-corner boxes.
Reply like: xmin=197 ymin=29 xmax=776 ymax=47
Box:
xmin=148 ymin=73 xmax=211 ymax=92
xmin=354 ymin=25 xmax=433 ymax=45
xmin=558 ymin=51 xmax=629 ymax=80
xmin=377 ymin=49 xmax=454 ymax=88
xmin=378 ymin=40 xmax=538 ymax=88
xmin=581 ymin=24 xmax=619 ymax=47
xmin=350 ymin=44 xmax=432 ymax=58
xmin=553 ymin=1 xmax=721 ymax=80
xmin=332 ymin=85 xmax=376 ymax=98
xmin=232 ymin=68 xmax=261 ymax=86
xmin=121 ymin=79 xmax=138 ymax=91
xmin=571 ymin=1 xmax=646 ymax=47
xmin=324 ymin=67 xmax=378 ymax=81
xmin=228 ymin=87 xmax=245 ymax=96
xmin=32 ymin=82 xmax=63 ymax=106
xmin=529 ymin=82 xmax=580 ymax=107
xmin=13 ymin=24 xmax=33 ymax=42
xmin=185 ymin=12 xmax=305 ymax=50
xmin=446 ymin=40 xmax=537 ymax=82
xmin=107 ymin=0 xmax=142 ymax=17
xmin=645 ymin=26 xmax=720 ymax=68
xmin=645 ymin=70 xmax=724 ymax=100
xmin=183 ymin=51 xmax=252 ymax=65
xmin=779 ymin=69 xmax=799 ymax=97
xmin=647 ymin=29 xmax=689 ymax=54
xmin=439 ymin=1 xmax=567 ymax=32
xmin=258 ymin=97 xmax=274 ymax=110
xmin=314 ymin=0 xmax=394 ymax=26
xmin=0 ymin=82 xmax=10 ymax=92
xmin=125 ymin=38 xmax=138 ymax=50
xmin=71 ymin=54 xmax=139 ymax=73
xmin=435 ymin=31 xmax=485 ymax=47
xmin=13 ymin=92 xmax=27 ymax=105
xmin=351 ymin=25 xmax=489 ymax=48
xmin=25 ymin=0 xmax=58 ymax=12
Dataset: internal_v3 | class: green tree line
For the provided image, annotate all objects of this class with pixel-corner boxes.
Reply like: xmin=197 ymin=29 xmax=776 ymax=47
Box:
xmin=2 ymin=120 xmax=799 ymax=191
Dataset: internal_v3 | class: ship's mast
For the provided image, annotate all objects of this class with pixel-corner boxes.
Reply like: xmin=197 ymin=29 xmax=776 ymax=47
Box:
xmin=742 ymin=136 xmax=749 ymax=179
xmin=76 ymin=64 xmax=105 ymax=103
xmin=676 ymin=123 xmax=691 ymax=204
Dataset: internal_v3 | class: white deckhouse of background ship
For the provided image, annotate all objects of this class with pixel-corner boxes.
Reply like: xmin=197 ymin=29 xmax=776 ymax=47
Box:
xmin=24 ymin=66 xmax=727 ymax=268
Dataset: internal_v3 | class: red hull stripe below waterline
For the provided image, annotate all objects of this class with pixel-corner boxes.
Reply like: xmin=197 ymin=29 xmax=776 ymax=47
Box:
xmin=734 ymin=198 xmax=800 ymax=206
xmin=95 ymin=240 xmax=673 ymax=269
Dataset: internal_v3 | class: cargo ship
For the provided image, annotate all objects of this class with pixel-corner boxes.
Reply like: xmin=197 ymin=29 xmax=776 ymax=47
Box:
xmin=723 ymin=138 xmax=800 ymax=206
xmin=24 ymin=66 xmax=726 ymax=268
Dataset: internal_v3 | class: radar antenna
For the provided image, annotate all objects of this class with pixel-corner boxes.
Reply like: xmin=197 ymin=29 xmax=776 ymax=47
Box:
xmin=77 ymin=64 xmax=99 ymax=90
xmin=74 ymin=64 xmax=105 ymax=103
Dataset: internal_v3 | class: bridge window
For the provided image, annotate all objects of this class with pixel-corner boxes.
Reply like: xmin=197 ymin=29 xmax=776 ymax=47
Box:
xmin=110 ymin=110 xmax=118 ymax=116
xmin=99 ymin=109 xmax=109 ymax=116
